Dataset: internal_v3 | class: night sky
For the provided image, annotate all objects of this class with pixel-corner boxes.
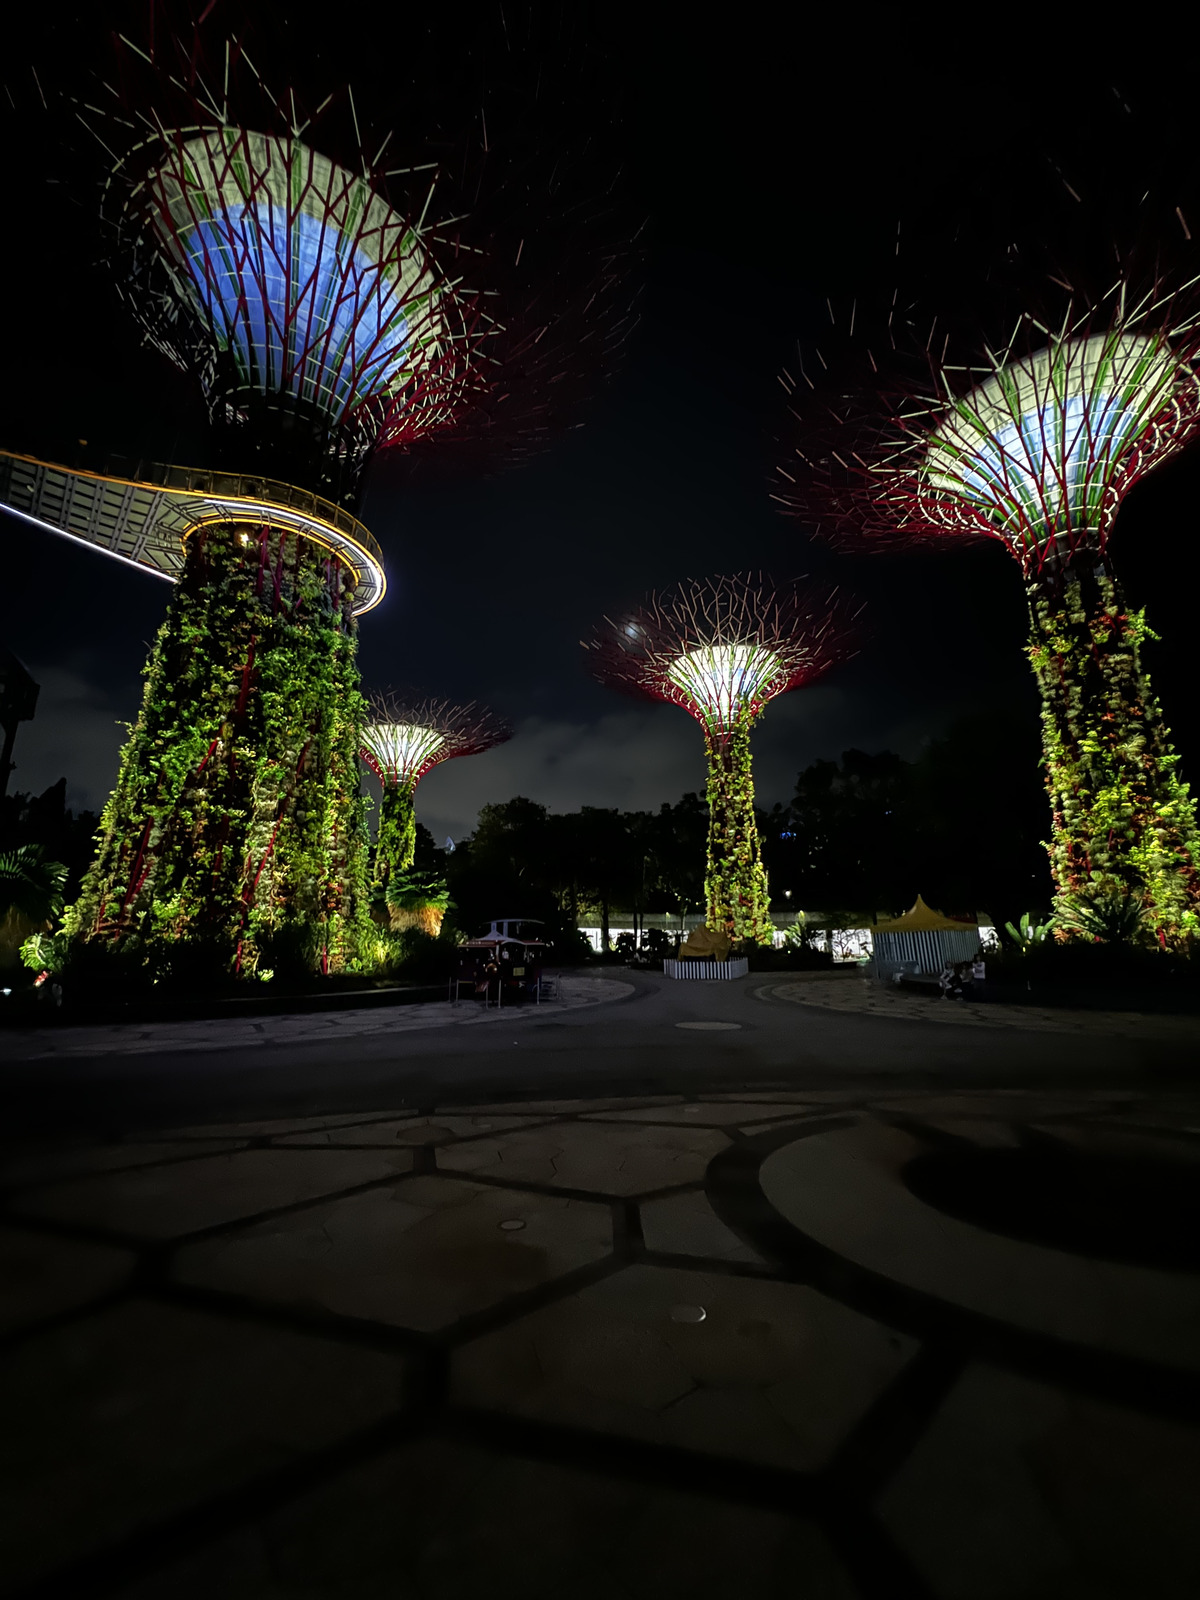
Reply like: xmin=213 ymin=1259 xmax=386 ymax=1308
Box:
xmin=4 ymin=8 xmax=1199 ymax=850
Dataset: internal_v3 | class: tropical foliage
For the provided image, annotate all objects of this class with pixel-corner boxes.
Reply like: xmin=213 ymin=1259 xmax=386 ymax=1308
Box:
xmin=0 ymin=845 xmax=68 ymax=924
xmin=1003 ymin=911 xmax=1052 ymax=952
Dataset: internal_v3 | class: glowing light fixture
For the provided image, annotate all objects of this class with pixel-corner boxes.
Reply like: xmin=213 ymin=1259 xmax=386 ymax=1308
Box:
xmin=132 ymin=129 xmax=457 ymax=453
xmin=924 ymin=332 xmax=1184 ymax=564
xmin=359 ymin=722 xmax=448 ymax=787
xmin=666 ymin=642 xmax=785 ymax=733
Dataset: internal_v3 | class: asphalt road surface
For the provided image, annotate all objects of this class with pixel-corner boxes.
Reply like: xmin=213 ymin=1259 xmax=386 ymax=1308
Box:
xmin=2 ymin=968 xmax=1195 ymax=1137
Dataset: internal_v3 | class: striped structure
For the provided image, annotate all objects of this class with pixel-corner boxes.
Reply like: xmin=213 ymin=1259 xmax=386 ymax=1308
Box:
xmin=871 ymin=928 xmax=980 ymax=984
xmin=663 ymin=957 xmax=749 ymax=981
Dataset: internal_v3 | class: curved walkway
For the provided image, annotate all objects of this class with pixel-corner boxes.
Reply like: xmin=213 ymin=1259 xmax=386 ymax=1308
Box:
xmin=0 ymin=975 xmax=636 ymax=1062
xmin=765 ymin=970 xmax=1200 ymax=1041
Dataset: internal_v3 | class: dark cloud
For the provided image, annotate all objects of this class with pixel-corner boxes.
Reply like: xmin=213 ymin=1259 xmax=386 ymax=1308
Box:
xmin=6 ymin=658 xmax=137 ymax=813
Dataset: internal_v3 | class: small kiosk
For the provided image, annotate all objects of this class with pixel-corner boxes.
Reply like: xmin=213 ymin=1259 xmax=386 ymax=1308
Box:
xmin=870 ymin=896 xmax=981 ymax=984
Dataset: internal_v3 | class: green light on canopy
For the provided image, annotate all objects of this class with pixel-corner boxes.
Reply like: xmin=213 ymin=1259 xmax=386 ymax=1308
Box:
xmin=924 ymin=332 xmax=1185 ymax=559
xmin=360 ymin=723 xmax=447 ymax=787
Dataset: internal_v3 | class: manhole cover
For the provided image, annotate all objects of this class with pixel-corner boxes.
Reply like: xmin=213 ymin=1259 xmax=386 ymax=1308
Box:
xmin=904 ymin=1145 xmax=1200 ymax=1272
xmin=675 ymin=1021 xmax=742 ymax=1031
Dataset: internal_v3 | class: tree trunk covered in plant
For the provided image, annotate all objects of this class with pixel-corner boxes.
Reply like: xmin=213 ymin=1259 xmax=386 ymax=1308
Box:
xmin=375 ymin=781 xmax=417 ymax=887
xmin=703 ymin=715 xmax=773 ymax=945
xmin=65 ymin=521 xmax=372 ymax=979
xmin=1027 ymin=564 xmax=1200 ymax=948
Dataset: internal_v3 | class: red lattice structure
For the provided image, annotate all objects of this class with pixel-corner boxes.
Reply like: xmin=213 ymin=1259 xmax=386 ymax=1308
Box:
xmin=87 ymin=14 xmax=639 ymax=495
xmin=774 ymin=283 xmax=1200 ymax=576
xmin=94 ymin=31 xmax=485 ymax=502
xmin=359 ymin=692 xmax=512 ymax=789
xmin=585 ymin=573 xmax=859 ymax=737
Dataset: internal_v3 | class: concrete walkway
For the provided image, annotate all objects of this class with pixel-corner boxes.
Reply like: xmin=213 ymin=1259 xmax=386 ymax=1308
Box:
xmin=3 ymin=968 xmax=1198 ymax=1148
xmin=2 ymin=1085 xmax=1198 ymax=1597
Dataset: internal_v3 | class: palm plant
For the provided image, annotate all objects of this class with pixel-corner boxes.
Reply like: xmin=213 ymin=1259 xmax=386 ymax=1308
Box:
xmin=1003 ymin=911 xmax=1052 ymax=952
xmin=1055 ymin=892 xmax=1147 ymax=945
xmin=0 ymin=846 xmax=67 ymax=925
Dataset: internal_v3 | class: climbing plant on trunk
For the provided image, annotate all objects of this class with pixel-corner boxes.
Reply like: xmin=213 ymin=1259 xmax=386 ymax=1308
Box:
xmin=66 ymin=521 xmax=372 ymax=979
xmin=1027 ymin=565 xmax=1200 ymax=945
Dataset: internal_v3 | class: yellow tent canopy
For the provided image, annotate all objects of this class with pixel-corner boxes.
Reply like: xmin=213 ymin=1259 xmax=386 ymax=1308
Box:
xmin=875 ymin=895 xmax=977 ymax=934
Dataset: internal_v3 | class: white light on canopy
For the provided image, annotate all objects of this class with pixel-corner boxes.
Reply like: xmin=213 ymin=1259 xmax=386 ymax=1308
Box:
xmin=924 ymin=332 xmax=1183 ymax=551
xmin=360 ymin=722 xmax=446 ymax=784
xmin=667 ymin=641 xmax=783 ymax=729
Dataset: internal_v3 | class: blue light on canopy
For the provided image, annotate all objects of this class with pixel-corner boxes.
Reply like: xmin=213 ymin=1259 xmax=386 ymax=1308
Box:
xmin=141 ymin=129 xmax=448 ymax=428
xmin=954 ymin=391 xmax=1140 ymax=525
xmin=925 ymin=332 xmax=1181 ymax=548
xmin=184 ymin=206 xmax=411 ymax=415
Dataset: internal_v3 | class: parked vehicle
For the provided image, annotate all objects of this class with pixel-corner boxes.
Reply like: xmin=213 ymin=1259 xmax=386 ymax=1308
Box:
xmin=452 ymin=918 xmax=552 ymax=1005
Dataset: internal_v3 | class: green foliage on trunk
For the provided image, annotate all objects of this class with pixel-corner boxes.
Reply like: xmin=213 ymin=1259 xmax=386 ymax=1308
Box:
xmin=375 ymin=781 xmax=417 ymax=887
xmin=1027 ymin=567 xmax=1200 ymax=949
xmin=703 ymin=715 xmax=773 ymax=945
xmin=64 ymin=521 xmax=372 ymax=980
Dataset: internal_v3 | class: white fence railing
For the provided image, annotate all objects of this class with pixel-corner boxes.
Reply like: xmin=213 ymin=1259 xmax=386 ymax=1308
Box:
xmin=663 ymin=957 xmax=749 ymax=981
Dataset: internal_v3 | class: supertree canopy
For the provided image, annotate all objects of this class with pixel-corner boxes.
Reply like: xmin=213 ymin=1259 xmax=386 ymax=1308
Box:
xmin=778 ymin=288 xmax=1200 ymax=947
xmin=106 ymin=122 xmax=474 ymax=499
xmin=585 ymin=574 xmax=859 ymax=944
xmin=360 ymin=693 xmax=511 ymax=891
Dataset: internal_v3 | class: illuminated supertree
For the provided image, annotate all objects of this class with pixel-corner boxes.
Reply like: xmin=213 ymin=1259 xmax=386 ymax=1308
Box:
xmin=0 ymin=19 xmax=633 ymax=983
xmin=17 ymin=59 xmax=477 ymax=980
xmin=778 ymin=284 xmax=1200 ymax=947
xmin=360 ymin=693 xmax=511 ymax=889
xmin=585 ymin=574 xmax=859 ymax=944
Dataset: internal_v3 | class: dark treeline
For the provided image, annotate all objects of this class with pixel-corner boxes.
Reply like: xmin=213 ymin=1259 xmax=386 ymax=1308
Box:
xmin=766 ymin=712 xmax=1053 ymax=929
xmin=426 ymin=713 xmax=1053 ymax=942
xmin=2 ymin=712 xmax=1053 ymax=957
xmin=424 ymin=793 xmax=709 ymax=954
xmin=0 ymin=780 xmax=99 ymax=897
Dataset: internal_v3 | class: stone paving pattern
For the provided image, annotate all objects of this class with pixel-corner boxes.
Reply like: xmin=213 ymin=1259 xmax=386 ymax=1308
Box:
xmin=1 ymin=1088 xmax=1198 ymax=1597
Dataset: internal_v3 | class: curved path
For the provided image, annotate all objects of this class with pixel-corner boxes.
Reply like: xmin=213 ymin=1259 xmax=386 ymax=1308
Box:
xmin=1 ymin=966 xmax=1196 ymax=1139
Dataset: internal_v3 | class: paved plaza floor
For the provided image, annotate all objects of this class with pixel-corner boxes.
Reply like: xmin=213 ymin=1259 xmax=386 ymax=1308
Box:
xmin=1 ymin=970 xmax=1198 ymax=1596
